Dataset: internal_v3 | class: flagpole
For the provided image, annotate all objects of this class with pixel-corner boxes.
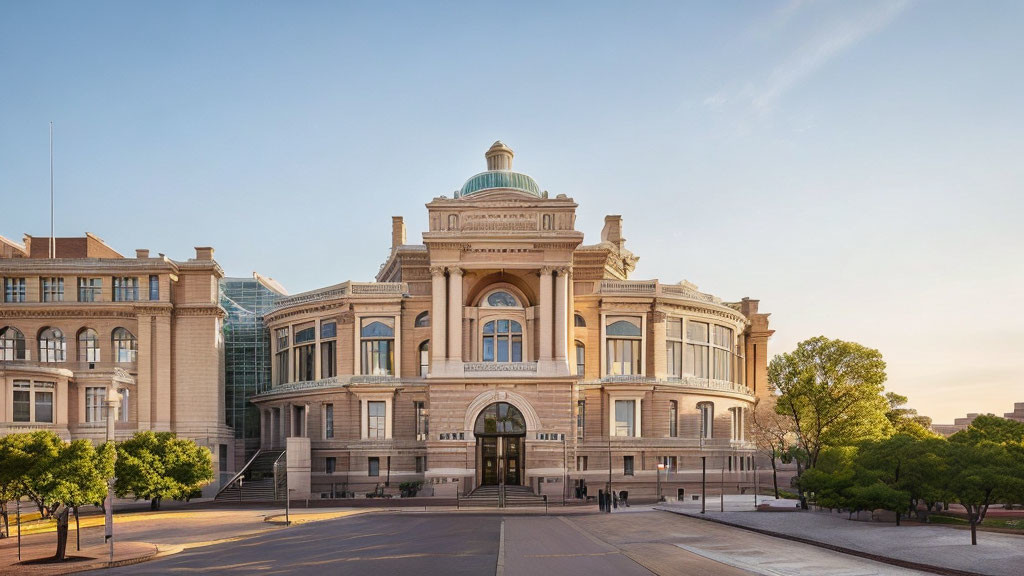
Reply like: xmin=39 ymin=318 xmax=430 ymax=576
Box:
xmin=50 ymin=121 xmax=54 ymax=258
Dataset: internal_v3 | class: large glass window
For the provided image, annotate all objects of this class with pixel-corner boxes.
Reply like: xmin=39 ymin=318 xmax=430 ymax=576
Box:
xmin=575 ymin=341 xmax=585 ymax=376
xmin=275 ymin=328 xmax=289 ymax=384
xmin=606 ymin=319 xmax=641 ymax=375
xmin=41 ymin=277 xmax=64 ymax=302
xmin=86 ymin=387 xmax=106 ymax=422
xmin=666 ymin=319 xmax=683 ymax=377
xmin=0 ymin=326 xmax=26 ymax=360
xmin=415 ymin=401 xmax=429 ymax=440
xmin=13 ymin=381 xmax=30 ymax=422
xmin=482 ymin=320 xmax=522 ymax=363
xmin=35 ymin=383 xmax=53 ymax=423
xmin=712 ymin=325 xmax=734 ymax=381
xmin=474 ymin=402 xmax=526 ymax=435
xmin=78 ymin=278 xmax=102 ymax=302
xmin=614 ymin=399 xmax=636 ymax=437
xmin=320 ymin=322 xmax=337 ymax=379
xmin=3 ymin=278 xmax=26 ymax=303
xmin=78 ymin=328 xmax=100 ymax=362
xmin=686 ymin=321 xmax=710 ymax=378
xmin=698 ymin=402 xmax=714 ymax=439
xmin=367 ymin=401 xmax=386 ymax=438
xmin=419 ymin=341 xmax=429 ymax=377
xmin=112 ymin=328 xmax=137 ymax=363
xmin=149 ymin=275 xmax=160 ymax=300
xmin=38 ymin=327 xmax=66 ymax=362
xmin=485 ymin=291 xmax=518 ymax=307
xmin=293 ymin=326 xmax=315 ymax=381
xmin=361 ymin=319 xmax=394 ymax=375
xmin=113 ymin=277 xmax=139 ymax=302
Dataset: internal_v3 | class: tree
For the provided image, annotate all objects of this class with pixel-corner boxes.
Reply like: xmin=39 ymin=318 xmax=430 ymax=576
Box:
xmin=946 ymin=440 xmax=1024 ymax=545
xmin=749 ymin=396 xmax=796 ymax=499
xmin=770 ymin=336 xmax=892 ymax=508
xmin=950 ymin=414 xmax=1024 ymax=446
xmin=855 ymin=435 xmax=949 ymax=524
xmin=14 ymin=431 xmax=114 ymax=560
xmin=115 ymin=432 xmax=214 ymax=510
xmin=0 ymin=435 xmax=31 ymax=539
xmin=884 ymin=392 xmax=935 ymax=436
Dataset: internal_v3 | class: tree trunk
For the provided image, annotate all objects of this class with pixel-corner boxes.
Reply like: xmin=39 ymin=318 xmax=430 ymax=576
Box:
xmin=151 ymin=496 xmax=161 ymax=511
xmin=54 ymin=507 xmax=69 ymax=561
xmin=794 ymin=459 xmax=808 ymax=510
xmin=74 ymin=506 xmax=80 ymax=551
xmin=771 ymin=458 xmax=779 ymax=499
xmin=0 ymin=508 xmax=7 ymax=539
xmin=970 ymin=516 xmax=977 ymax=546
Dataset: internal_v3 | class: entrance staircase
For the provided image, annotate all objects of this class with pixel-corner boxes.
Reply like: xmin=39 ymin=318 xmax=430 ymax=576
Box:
xmin=461 ymin=485 xmax=547 ymax=508
xmin=215 ymin=449 xmax=285 ymax=502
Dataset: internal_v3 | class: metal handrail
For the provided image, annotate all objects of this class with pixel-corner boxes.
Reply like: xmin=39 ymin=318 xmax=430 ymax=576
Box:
xmin=273 ymin=450 xmax=287 ymax=500
xmin=214 ymin=449 xmax=263 ymax=499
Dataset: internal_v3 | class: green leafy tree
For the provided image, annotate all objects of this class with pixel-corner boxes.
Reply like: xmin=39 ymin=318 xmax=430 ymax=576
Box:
xmin=14 ymin=431 xmax=114 ymax=560
xmin=950 ymin=414 xmax=1024 ymax=446
xmin=855 ymin=435 xmax=949 ymax=524
xmin=0 ymin=435 xmax=32 ymax=539
xmin=770 ymin=336 xmax=892 ymax=508
xmin=115 ymin=432 xmax=214 ymax=510
xmin=884 ymin=392 xmax=935 ymax=437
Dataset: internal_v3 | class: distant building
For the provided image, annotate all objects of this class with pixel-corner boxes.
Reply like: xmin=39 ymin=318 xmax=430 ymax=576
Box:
xmin=931 ymin=402 xmax=1024 ymax=436
xmin=0 ymin=234 xmax=233 ymax=494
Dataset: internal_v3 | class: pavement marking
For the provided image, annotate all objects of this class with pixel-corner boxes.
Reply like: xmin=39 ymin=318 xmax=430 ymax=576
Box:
xmin=496 ymin=518 xmax=506 ymax=576
xmin=557 ymin=516 xmax=618 ymax=551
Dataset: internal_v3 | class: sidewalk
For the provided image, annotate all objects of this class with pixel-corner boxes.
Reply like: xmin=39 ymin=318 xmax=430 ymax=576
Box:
xmin=659 ymin=501 xmax=1024 ymax=576
xmin=0 ymin=534 xmax=158 ymax=576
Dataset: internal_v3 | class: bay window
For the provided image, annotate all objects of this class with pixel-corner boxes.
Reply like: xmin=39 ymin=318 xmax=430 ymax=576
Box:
xmin=712 ymin=325 xmax=733 ymax=380
xmin=667 ymin=319 xmax=683 ymax=376
xmin=293 ymin=326 xmax=315 ymax=381
xmin=686 ymin=321 xmax=709 ymax=378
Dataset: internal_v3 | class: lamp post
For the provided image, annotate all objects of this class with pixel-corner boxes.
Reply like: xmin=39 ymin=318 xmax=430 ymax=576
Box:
xmin=606 ymin=430 xmax=613 ymax=514
xmin=656 ymin=462 xmax=665 ymax=503
xmin=700 ymin=456 xmax=706 ymax=514
xmin=104 ymin=387 xmax=121 ymax=563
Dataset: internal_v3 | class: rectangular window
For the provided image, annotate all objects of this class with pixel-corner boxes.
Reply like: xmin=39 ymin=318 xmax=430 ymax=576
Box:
xmin=293 ymin=344 xmax=315 ymax=381
xmin=606 ymin=339 xmax=641 ymax=375
xmin=149 ymin=275 xmax=159 ymax=300
xmin=13 ymin=381 xmax=30 ymax=422
xmin=577 ymin=455 xmax=588 ymax=471
xmin=324 ymin=404 xmax=334 ymax=439
xmin=415 ymin=401 xmax=429 ymax=441
xmin=614 ymin=400 xmax=636 ymax=437
xmin=4 ymin=278 xmax=26 ymax=303
xmin=275 ymin=328 xmax=289 ymax=385
xmin=86 ymin=387 xmax=106 ymax=423
xmin=368 ymin=457 xmax=380 ymax=477
xmin=113 ymin=277 xmax=139 ymax=301
xmin=687 ymin=321 xmax=710 ymax=378
xmin=41 ymin=277 xmax=64 ymax=302
xmin=326 ymin=457 xmax=336 ymax=474
xmin=219 ymin=445 xmax=228 ymax=472
xmin=367 ymin=401 xmax=386 ymax=439
xmin=577 ymin=400 xmax=586 ymax=439
xmin=119 ymin=388 xmax=130 ymax=422
xmin=659 ymin=456 xmax=677 ymax=471
xmin=623 ymin=455 xmax=634 ymax=476
xmin=415 ymin=456 xmax=425 ymax=473
xmin=320 ymin=340 xmax=336 ymax=378
xmin=35 ymin=384 xmax=53 ymax=423
xmin=699 ymin=403 xmax=714 ymax=439
xmin=669 ymin=400 xmax=678 ymax=437
xmin=78 ymin=277 xmax=102 ymax=302
xmin=575 ymin=343 xmax=586 ymax=376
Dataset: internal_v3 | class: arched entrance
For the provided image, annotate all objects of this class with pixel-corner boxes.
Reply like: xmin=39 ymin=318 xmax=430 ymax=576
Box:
xmin=474 ymin=402 xmax=526 ymax=487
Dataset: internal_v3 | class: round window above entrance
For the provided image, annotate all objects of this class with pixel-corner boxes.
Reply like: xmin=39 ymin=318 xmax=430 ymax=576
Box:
xmin=474 ymin=402 xmax=527 ymax=436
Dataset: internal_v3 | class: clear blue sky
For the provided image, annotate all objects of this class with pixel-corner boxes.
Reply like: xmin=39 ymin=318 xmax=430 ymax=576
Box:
xmin=2 ymin=1 xmax=1022 ymax=423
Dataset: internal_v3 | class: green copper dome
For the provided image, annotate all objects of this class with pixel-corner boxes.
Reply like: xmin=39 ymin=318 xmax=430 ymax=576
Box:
xmin=457 ymin=170 xmax=542 ymax=198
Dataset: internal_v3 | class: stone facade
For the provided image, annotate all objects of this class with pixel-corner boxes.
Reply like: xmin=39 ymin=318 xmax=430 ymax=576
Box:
xmin=0 ymin=235 xmax=234 ymax=493
xmin=252 ymin=142 xmax=774 ymax=502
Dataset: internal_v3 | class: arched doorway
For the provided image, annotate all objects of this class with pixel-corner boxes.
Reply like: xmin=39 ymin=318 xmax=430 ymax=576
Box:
xmin=474 ymin=402 xmax=526 ymax=487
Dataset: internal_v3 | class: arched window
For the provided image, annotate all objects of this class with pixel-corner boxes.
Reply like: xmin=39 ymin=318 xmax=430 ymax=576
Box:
xmin=574 ymin=314 xmax=586 ymax=327
xmin=112 ymin=328 xmax=137 ymax=363
xmin=482 ymin=320 xmax=522 ymax=363
xmin=474 ymin=402 xmax=526 ymax=436
xmin=360 ymin=319 xmax=394 ymax=375
xmin=419 ymin=340 xmax=429 ymax=377
xmin=38 ymin=327 xmax=66 ymax=363
xmin=484 ymin=291 xmax=519 ymax=307
xmin=698 ymin=402 xmax=714 ymax=439
xmin=0 ymin=326 xmax=26 ymax=361
xmin=575 ymin=341 xmax=585 ymax=376
xmin=78 ymin=328 xmax=100 ymax=362
xmin=605 ymin=319 xmax=641 ymax=375
xmin=414 ymin=311 xmax=430 ymax=327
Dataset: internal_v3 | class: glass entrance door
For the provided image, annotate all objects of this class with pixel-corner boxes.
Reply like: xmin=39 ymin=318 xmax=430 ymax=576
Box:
xmin=502 ymin=436 xmax=522 ymax=485
xmin=481 ymin=437 xmax=499 ymax=485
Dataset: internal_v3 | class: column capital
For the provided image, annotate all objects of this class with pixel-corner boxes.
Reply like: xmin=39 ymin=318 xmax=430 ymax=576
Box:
xmin=448 ymin=266 xmax=463 ymax=277
xmin=555 ymin=266 xmax=572 ymax=276
xmin=430 ymin=266 xmax=447 ymax=277
xmin=651 ymin=311 xmax=667 ymax=323
xmin=540 ymin=266 xmax=556 ymax=276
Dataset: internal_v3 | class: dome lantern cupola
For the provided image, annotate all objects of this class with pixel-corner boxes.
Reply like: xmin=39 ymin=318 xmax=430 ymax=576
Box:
xmin=485 ymin=141 xmax=514 ymax=171
xmin=457 ymin=141 xmax=542 ymax=199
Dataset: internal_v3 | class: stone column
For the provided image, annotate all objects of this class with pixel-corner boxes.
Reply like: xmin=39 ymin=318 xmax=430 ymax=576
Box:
xmin=447 ymin=267 xmax=463 ymax=362
xmin=539 ymin=267 xmax=553 ymax=361
xmin=430 ymin=266 xmax=447 ymax=366
xmin=554 ymin=267 xmax=569 ymax=361
xmin=652 ymin=311 xmax=667 ymax=380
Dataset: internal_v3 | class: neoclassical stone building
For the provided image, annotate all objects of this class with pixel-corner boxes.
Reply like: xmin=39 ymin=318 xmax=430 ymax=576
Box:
xmin=252 ymin=142 xmax=773 ymax=501
xmin=0 ymin=234 xmax=235 ymax=492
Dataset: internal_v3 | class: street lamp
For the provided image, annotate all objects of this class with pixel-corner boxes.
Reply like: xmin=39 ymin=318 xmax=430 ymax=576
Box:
xmin=700 ymin=456 xmax=706 ymax=514
xmin=656 ymin=462 xmax=665 ymax=502
xmin=104 ymin=387 xmax=121 ymax=563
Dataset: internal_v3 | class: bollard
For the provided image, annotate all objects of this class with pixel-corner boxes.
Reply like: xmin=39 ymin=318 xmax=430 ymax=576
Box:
xmin=598 ymin=489 xmax=605 ymax=511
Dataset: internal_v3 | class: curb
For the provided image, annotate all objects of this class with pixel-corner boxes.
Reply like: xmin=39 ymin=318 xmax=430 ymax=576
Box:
xmin=657 ymin=508 xmax=988 ymax=576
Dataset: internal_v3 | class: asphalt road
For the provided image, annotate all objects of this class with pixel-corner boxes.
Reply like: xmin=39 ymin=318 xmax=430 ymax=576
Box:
xmin=98 ymin=511 xmax=932 ymax=576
